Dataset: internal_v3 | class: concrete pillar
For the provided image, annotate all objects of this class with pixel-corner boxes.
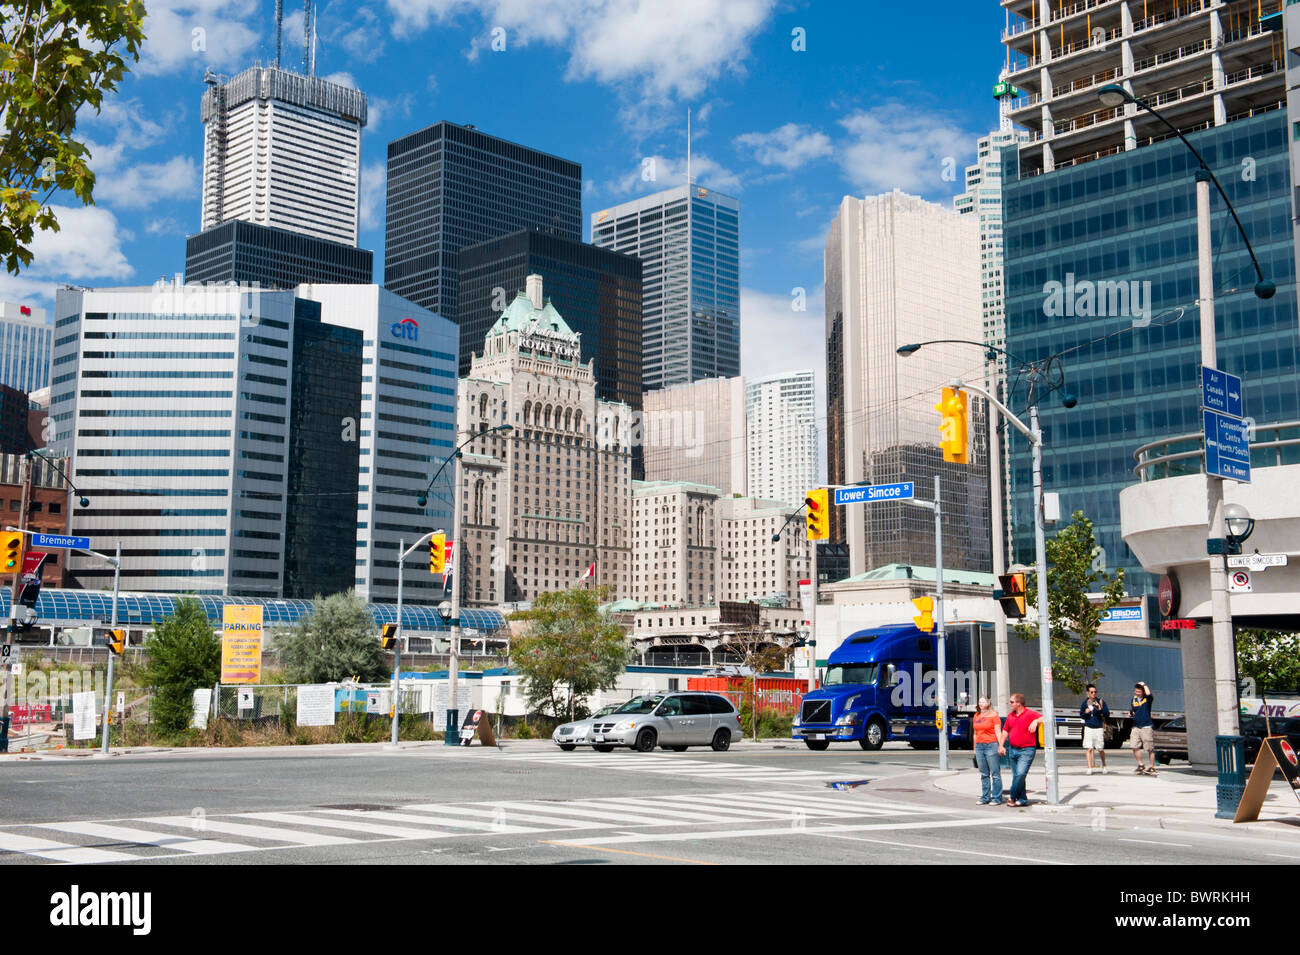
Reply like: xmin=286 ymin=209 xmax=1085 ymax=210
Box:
xmin=1182 ymin=623 xmax=1219 ymax=766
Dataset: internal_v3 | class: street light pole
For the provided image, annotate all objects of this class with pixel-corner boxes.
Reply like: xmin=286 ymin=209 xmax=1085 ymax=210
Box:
xmin=392 ymin=536 xmax=404 ymax=748
xmin=99 ymin=541 xmax=120 ymax=756
xmin=448 ymin=435 xmax=464 ymax=744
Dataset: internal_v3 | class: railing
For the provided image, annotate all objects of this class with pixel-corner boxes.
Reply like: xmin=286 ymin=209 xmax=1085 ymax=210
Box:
xmin=1134 ymin=420 xmax=1300 ymax=482
xmin=1131 ymin=37 xmax=1212 ymax=75
xmin=1054 ymin=104 xmax=1123 ymax=136
xmin=1052 ymin=65 xmax=1122 ymax=100
xmin=1133 ymin=0 xmax=1214 ymax=34
xmin=1003 ymin=16 xmax=1041 ymax=40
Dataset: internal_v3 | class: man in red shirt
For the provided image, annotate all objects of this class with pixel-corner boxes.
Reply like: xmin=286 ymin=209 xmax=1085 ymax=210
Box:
xmin=998 ymin=692 xmax=1043 ymax=807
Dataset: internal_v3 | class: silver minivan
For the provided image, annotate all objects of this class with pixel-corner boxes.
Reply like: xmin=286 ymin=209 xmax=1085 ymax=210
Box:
xmin=552 ymin=692 xmax=742 ymax=753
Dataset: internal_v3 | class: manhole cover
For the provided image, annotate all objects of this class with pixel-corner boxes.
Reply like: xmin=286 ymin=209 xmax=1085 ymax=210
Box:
xmin=315 ymin=803 xmax=394 ymax=811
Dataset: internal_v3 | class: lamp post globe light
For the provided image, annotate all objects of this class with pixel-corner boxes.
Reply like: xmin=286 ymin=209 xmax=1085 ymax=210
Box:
xmin=1224 ymin=503 xmax=1254 ymax=556
xmin=1096 ymin=84 xmax=1275 ymax=741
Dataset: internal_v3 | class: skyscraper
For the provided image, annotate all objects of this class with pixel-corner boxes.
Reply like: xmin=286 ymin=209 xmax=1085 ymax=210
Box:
xmin=746 ymin=370 xmax=817 ymax=509
xmin=642 ymin=376 xmax=747 ymax=497
xmin=999 ymin=0 xmax=1297 ymax=592
xmin=383 ymin=122 xmax=582 ymax=325
xmin=457 ymin=228 xmax=643 ymax=406
xmin=200 ymin=66 xmax=367 ymax=245
xmin=1 ymin=301 xmax=51 ymax=394
xmin=189 ymin=66 xmax=373 ymax=287
xmin=825 ymin=191 xmax=991 ymax=577
xmin=591 ymin=184 xmax=740 ymax=391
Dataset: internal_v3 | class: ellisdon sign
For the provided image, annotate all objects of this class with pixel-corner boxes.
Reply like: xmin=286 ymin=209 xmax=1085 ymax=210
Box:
xmin=391 ymin=317 xmax=418 ymax=341
xmin=1101 ymin=606 xmax=1143 ymax=622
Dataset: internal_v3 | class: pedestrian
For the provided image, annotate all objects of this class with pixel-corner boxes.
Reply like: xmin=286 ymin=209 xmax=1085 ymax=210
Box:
xmin=972 ymin=696 xmax=1003 ymax=805
xmin=999 ymin=692 xmax=1043 ymax=807
xmin=1080 ymin=684 xmax=1110 ymax=775
xmin=1130 ymin=681 xmax=1157 ymax=775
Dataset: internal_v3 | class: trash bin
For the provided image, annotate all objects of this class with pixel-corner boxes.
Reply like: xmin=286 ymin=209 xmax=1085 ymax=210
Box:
xmin=444 ymin=708 xmax=460 ymax=746
xmin=1215 ymin=735 xmax=1247 ymax=819
xmin=0 ymin=716 xmax=9 ymax=753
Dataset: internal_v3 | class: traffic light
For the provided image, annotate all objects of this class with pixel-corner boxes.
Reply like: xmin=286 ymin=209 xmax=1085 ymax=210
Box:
xmin=935 ymin=387 xmax=969 ymax=463
xmin=912 ymin=596 xmax=935 ymax=633
xmin=1 ymin=531 xmax=22 ymax=573
xmin=997 ymin=572 xmax=1027 ymax=619
xmin=429 ymin=532 xmax=446 ymax=575
xmin=804 ymin=488 xmax=829 ymax=540
xmin=105 ymin=629 xmax=124 ymax=655
xmin=380 ymin=623 xmax=398 ymax=650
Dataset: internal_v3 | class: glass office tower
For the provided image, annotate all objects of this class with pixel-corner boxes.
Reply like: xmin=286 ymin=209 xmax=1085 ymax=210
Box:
xmin=383 ymin=122 xmax=582 ymax=326
xmin=1002 ymin=112 xmax=1300 ymax=593
xmin=185 ymin=220 xmax=374 ymax=288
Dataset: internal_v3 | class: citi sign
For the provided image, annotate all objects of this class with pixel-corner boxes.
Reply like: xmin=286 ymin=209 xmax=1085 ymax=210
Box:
xmin=391 ymin=317 xmax=418 ymax=341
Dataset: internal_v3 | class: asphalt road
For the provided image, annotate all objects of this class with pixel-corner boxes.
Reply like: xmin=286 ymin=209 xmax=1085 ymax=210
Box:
xmin=0 ymin=742 xmax=1293 ymax=866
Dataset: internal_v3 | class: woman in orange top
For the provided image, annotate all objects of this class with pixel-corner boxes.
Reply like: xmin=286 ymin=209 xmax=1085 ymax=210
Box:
xmin=971 ymin=696 xmax=1004 ymax=805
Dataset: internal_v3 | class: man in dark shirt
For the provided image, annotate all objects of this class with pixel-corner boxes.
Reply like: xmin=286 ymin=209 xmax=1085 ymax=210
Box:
xmin=1130 ymin=681 xmax=1156 ymax=776
xmin=1080 ymin=684 xmax=1110 ymax=775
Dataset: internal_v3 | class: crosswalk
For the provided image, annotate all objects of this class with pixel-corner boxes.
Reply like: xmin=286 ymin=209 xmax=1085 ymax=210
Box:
xmin=0 ymin=789 xmax=939 ymax=864
xmin=479 ymin=749 xmax=868 ymax=783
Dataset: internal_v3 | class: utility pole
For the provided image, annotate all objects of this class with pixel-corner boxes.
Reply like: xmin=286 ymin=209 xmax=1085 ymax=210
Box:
xmin=1 ymin=454 xmax=32 ymax=730
xmin=904 ymin=477 xmax=947 ymax=771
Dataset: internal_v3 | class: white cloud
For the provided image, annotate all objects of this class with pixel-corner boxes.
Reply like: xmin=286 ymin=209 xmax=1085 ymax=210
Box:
xmin=735 ymin=123 xmax=832 ymax=171
xmin=323 ymin=71 xmax=358 ymax=89
xmin=606 ymin=153 xmax=742 ymax=197
xmin=740 ymin=285 xmax=828 ymax=481
xmin=0 ymin=205 xmax=136 ymax=307
xmin=360 ymin=162 xmax=386 ymax=231
xmin=837 ymin=104 xmax=976 ymax=197
xmin=147 ymin=217 xmax=185 ymax=236
xmin=384 ymin=0 xmax=774 ymax=100
xmin=94 ymin=156 xmax=200 ymax=209
xmin=324 ymin=4 xmax=387 ymax=64
xmin=137 ymin=0 xmax=263 ymax=76
xmin=367 ymin=92 xmax=414 ymax=130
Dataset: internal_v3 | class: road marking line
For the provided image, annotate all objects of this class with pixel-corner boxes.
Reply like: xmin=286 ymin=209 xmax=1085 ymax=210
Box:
xmin=541 ymin=841 xmax=719 ymax=865
xmin=480 ymin=801 xmax=680 ymax=826
xmin=150 ymin=816 xmax=357 ymax=847
xmin=998 ymin=826 xmax=1050 ymax=834
xmin=1267 ymin=853 xmax=1300 ymax=860
xmin=401 ymin=804 xmax=604 ymax=830
xmin=575 ymin=797 xmax=796 ymax=823
xmin=1119 ymin=838 xmax=1192 ymax=848
xmin=0 ymin=831 xmax=142 ymax=864
xmin=552 ymin=816 xmax=1007 ymax=847
xmin=36 ymin=821 xmax=251 ymax=856
xmin=242 ymin=812 xmax=451 ymax=840
xmin=312 ymin=808 xmax=537 ymax=834
xmin=806 ymin=830 xmax=1067 ymax=865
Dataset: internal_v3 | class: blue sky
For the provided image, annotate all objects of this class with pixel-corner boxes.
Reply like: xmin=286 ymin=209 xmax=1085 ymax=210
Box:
xmin=9 ymin=0 xmax=1008 ymax=386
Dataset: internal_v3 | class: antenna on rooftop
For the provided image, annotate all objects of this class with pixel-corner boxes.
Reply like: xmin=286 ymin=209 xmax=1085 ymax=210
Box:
xmin=274 ymin=0 xmax=283 ymax=68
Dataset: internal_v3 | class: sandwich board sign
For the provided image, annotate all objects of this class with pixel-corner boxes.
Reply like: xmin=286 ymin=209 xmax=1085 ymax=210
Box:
xmin=1232 ymin=737 xmax=1300 ymax=823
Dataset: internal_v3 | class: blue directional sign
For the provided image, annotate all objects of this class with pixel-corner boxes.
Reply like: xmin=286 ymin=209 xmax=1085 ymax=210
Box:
xmin=835 ymin=482 xmax=915 ymax=505
xmin=31 ymin=533 xmax=91 ymax=550
xmin=1203 ymin=410 xmax=1251 ymax=483
xmin=1201 ymin=366 xmax=1243 ymax=419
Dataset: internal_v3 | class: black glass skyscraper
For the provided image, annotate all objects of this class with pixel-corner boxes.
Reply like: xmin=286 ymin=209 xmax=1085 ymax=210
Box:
xmin=185 ymin=220 xmax=374 ymax=288
xmin=458 ymin=228 xmax=642 ymax=408
xmin=383 ymin=122 xmax=582 ymax=325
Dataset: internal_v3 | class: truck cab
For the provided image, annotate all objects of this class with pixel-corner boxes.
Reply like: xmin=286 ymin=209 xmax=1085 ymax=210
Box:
xmin=794 ymin=623 xmax=952 ymax=751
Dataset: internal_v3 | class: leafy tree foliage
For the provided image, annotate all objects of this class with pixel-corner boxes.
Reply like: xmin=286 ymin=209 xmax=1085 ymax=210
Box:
xmin=510 ymin=587 xmax=632 ymax=720
xmin=0 ymin=1 xmax=146 ymax=274
xmin=138 ymin=597 xmax=220 ymax=734
xmin=275 ymin=590 xmax=388 ymax=684
xmin=1017 ymin=510 xmax=1125 ymax=695
xmin=1236 ymin=629 xmax=1300 ymax=695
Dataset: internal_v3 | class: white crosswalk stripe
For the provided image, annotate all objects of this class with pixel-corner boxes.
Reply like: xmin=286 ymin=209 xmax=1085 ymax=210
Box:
xmin=0 ymin=789 xmax=944 ymax=864
xmin=484 ymin=750 xmax=861 ymax=782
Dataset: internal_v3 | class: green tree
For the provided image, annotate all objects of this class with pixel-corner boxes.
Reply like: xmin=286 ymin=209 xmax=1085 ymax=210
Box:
xmin=275 ymin=590 xmax=388 ymax=684
xmin=138 ymin=597 xmax=221 ymax=735
xmin=1236 ymin=629 xmax=1300 ymax=695
xmin=1016 ymin=510 xmax=1125 ymax=695
xmin=1 ymin=1 xmax=146 ymax=274
xmin=509 ymin=587 xmax=632 ymax=721
xmin=726 ymin=625 xmax=789 ymax=740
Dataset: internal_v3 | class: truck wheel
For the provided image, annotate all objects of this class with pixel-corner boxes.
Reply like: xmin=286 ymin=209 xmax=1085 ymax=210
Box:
xmin=634 ymin=728 xmax=657 ymax=753
xmin=804 ymin=739 xmax=830 ymax=751
xmin=859 ymin=719 xmax=885 ymax=751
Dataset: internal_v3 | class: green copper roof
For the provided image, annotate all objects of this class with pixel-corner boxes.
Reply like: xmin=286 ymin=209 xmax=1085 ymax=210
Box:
xmin=488 ymin=291 xmax=576 ymax=337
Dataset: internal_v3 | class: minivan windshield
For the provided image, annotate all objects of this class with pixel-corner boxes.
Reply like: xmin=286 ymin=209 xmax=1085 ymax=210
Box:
xmin=823 ymin=664 xmax=879 ymax=687
xmin=614 ymin=695 xmax=664 ymax=715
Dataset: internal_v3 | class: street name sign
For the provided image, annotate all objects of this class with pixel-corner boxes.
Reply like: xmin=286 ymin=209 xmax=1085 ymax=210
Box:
xmin=1227 ymin=553 xmax=1287 ymax=571
xmin=1201 ymin=366 xmax=1243 ymax=418
xmin=31 ymin=533 xmax=90 ymax=550
xmin=835 ymin=482 xmax=915 ymax=505
xmin=1203 ymin=409 xmax=1251 ymax=483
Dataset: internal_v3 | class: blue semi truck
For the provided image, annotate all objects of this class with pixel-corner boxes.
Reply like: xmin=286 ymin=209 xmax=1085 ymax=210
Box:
xmin=792 ymin=622 xmax=1184 ymax=750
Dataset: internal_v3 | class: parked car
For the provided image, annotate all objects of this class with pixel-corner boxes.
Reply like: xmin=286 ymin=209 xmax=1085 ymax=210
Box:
xmin=552 ymin=692 xmax=743 ymax=753
xmin=1154 ymin=715 xmax=1300 ymax=765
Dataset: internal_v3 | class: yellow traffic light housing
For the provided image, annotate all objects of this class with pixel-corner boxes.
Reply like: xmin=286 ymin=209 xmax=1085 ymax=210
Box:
xmin=106 ymin=629 xmax=125 ymax=655
xmin=1 ymin=531 xmax=23 ymax=573
xmin=936 ymin=387 xmax=969 ymax=464
xmin=380 ymin=623 xmax=398 ymax=650
xmin=997 ymin=572 xmax=1027 ymax=619
xmin=429 ymin=532 xmax=446 ymax=575
xmin=912 ymin=596 xmax=935 ymax=633
xmin=804 ymin=488 xmax=829 ymax=541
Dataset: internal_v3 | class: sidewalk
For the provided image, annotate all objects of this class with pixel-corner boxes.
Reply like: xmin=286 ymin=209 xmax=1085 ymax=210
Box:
xmin=929 ymin=760 xmax=1300 ymax=834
